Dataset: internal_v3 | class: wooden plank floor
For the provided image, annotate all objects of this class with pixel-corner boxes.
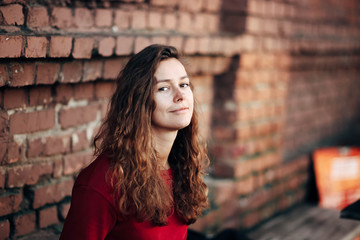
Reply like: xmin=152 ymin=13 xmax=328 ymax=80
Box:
xmin=248 ymin=204 xmax=360 ymax=240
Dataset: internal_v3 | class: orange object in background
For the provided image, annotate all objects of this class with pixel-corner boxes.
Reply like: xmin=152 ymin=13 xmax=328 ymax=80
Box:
xmin=313 ymin=147 xmax=360 ymax=210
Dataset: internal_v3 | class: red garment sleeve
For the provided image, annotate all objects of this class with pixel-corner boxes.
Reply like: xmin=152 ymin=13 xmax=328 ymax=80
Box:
xmin=60 ymin=186 xmax=117 ymax=240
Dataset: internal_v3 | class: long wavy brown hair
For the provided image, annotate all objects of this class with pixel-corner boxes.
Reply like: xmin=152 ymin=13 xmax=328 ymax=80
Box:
xmin=94 ymin=44 xmax=209 ymax=226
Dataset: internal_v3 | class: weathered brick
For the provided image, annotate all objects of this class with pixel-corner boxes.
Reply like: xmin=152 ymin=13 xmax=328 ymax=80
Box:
xmin=0 ymin=64 xmax=9 ymax=86
xmin=3 ymin=88 xmax=27 ymax=110
xmin=163 ymin=13 xmax=177 ymax=30
xmin=51 ymin=7 xmax=72 ymax=28
xmin=0 ymin=168 xmax=5 ymax=188
xmin=59 ymin=202 xmax=70 ymax=220
xmin=27 ymin=6 xmax=49 ymax=28
xmin=31 ymin=178 xmax=74 ymax=208
xmin=83 ymin=60 xmax=102 ymax=81
xmin=179 ymin=0 xmax=202 ymax=12
xmin=63 ymin=151 xmax=93 ymax=175
xmin=39 ymin=206 xmax=59 ymax=228
xmin=116 ymin=36 xmax=134 ymax=55
xmin=98 ymin=37 xmax=115 ymax=57
xmin=25 ymin=36 xmax=47 ymax=58
xmin=59 ymin=105 xmax=98 ymax=129
xmin=55 ymin=84 xmax=73 ymax=103
xmin=74 ymin=8 xmax=94 ymax=28
xmin=95 ymin=8 xmax=113 ymax=27
xmin=73 ymin=82 xmax=94 ymax=100
xmin=205 ymin=0 xmax=222 ymax=12
xmin=0 ymin=219 xmax=10 ymax=240
xmin=150 ymin=0 xmax=177 ymax=7
xmin=72 ymin=38 xmax=94 ymax=59
xmin=114 ymin=10 xmax=131 ymax=30
xmin=183 ymin=37 xmax=198 ymax=55
xmin=7 ymin=162 xmax=53 ymax=188
xmin=71 ymin=130 xmax=90 ymax=152
xmin=36 ymin=62 xmax=60 ymax=85
xmin=0 ymin=191 xmax=22 ymax=216
xmin=134 ymin=36 xmax=151 ymax=54
xmin=178 ymin=12 xmax=192 ymax=33
xmin=0 ymin=4 xmax=24 ymax=25
xmin=235 ymin=175 xmax=255 ymax=195
xmin=95 ymin=81 xmax=116 ymax=99
xmin=10 ymin=62 xmax=35 ymax=87
xmin=131 ymin=10 xmax=147 ymax=29
xmin=53 ymin=158 xmax=63 ymax=178
xmin=0 ymin=35 xmax=23 ymax=58
xmin=148 ymin=11 xmax=162 ymax=29
xmin=103 ymin=58 xmax=124 ymax=79
xmin=27 ymin=135 xmax=70 ymax=157
xmin=61 ymin=61 xmax=82 ymax=83
xmin=168 ymin=36 xmax=184 ymax=51
xmin=6 ymin=141 xmax=21 ymax=164
xmin=9 ymin=109 xmax=55 ymax=134
xmin=151 ymin=36 xmax=167 ymax=45
xmin=14 ymin=212 xmax=36 ymax=237
xmin=49 ymin=36 xmax=72 ymax=58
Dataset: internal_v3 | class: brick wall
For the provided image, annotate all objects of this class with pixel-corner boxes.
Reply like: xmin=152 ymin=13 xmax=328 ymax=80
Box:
xmin=0 ymin=0 xmax=359 ymax=238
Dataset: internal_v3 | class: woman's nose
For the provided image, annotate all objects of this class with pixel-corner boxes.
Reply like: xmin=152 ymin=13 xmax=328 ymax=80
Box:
xmin=173 ymin=87 xmax=184 ymax=103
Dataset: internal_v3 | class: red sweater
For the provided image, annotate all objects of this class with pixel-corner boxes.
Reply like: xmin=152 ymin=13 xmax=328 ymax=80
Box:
xmin=60 ymin=154 xmax=188 ymax=240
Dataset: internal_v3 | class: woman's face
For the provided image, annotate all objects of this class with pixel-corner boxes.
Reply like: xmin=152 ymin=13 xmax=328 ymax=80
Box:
xmin=152 ymin=58 xmax=194 ymax=133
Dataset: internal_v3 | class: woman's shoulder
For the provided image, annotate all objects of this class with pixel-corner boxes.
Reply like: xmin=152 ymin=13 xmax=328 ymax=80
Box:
xmin=74 ymin=153 xmax=113 ymax=202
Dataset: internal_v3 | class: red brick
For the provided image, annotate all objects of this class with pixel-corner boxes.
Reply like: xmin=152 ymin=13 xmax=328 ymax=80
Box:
xmin=73 ymin=82 xmax=94 ymax=100
xmin=72 ymin=38 xmax=94 ymax=59
xmin=39 ymin=206 xmax=59 ymax=228
xmin=235 ymin=175 xmax=255 ymax=195
xmin=0 ymin=191 xmax=22 ymax=216
xmin=183 ymin=37 xmax=198 ymax=55
xmin=6 ymin=141 xmax=21 ymax=164
xmin=59 ymin=202 xmax=70 ymax=220
xmin=26 ymin=6 xmax=49 ymax=28
xmin=0 ymin=168 xmax=5 ymax=188
xmin=148 ymin=11 xmax=162 ymax=29
xmin=0 ymin=4 xmax=24 ymax=25
xmin=25 ymin=36 xmax=47 ymax=58
xmin=205 ymin=0 xmax=221 ymax=12
xmin=31 ymin=178 xmax=74 ymax=208
xmin=7 ymin=162 xmax=53 ymax=188
xmin=0 ymin=35 xmax=23 ymax=58
xmin=116 ymin=36 xmax=134 ymax=55
xmin=131 ymin=10 xmax=147 ymax=29
xmin=114 ymin=10 xmax=131 ymax=30
xmin=83 ymin=60 xmax=102 ymax=81
xmin=3 ymin=88 xmax=27 ymax=110
xmin=95 ymin=81 xmax=116 ymax=99
xmin=100 ymin=101 xmax=110 ymax=119
xmin=151 ymin=36 xmax=167 ymax=45
xmin=9 ymin=109 xmax=55 ymax=134
xmin=103 ymin=58 xmax=124 ymax=79
xmin=241 ymin=211 xmax=260 ymax=229
xmin=36 ymin=62 xmax=60 ymax=85
xmin=14 ymin=212 xmax=36 ymax=237
xmin=179 ymin=0 xmax=202 ymax=12
xmin=178 ymin=12 xmax=192 ymax=33
xmin=74 ymin=8 xmax=94 ymax=28
xmin=51 ymin=7 xmax=73 ymax=28
xmin=71 ymin=130 xmax=90 ymax=152
xmin=59 ymin=105 xmax=98 ymax=129
xmin=168 ymin=36 xmax=184 ymax=51
xmin=0 ymin=64 xmax=9 ymax=86
xmin=10 ymin=62 xmax=35 ymax=87
xmin=63 ymin=151 xmax=93 ymax=175
xmin=27 ymin=135 xmax=70 ymax=157
xmin=163 ymin=13 xmax=177 ymax=30
xmin=49 ymin=36 xmax=72 ymax=58
xmin=95 ymin=8 xmax=113 ymax=27
xmin=134 ymin=36 xmax=151 ymax=54
xmin=0 ymin=219 xmax=10 ymax=239
xmin=0 ymin=112 xmax=8 ymax=134
xmin=55 ymin=84 xmax=73 ymax=103
xmin=204 ymin=13 xmax=219 ymax=33
xmin=53 ymin=158 xmax=63 ymax=178
xmin=98 ymin=37 xmax=115 ymax=57
xmin=61 ymin=61 xmax=82 ymax=83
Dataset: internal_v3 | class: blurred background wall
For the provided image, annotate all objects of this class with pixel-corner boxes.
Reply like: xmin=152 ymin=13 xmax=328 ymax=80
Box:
xmin=0 ymin=0 xmax=359 ymax=238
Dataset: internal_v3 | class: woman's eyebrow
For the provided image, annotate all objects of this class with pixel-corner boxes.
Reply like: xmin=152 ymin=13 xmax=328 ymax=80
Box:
xmin=156 ymin=75 xmax=189 ymax=83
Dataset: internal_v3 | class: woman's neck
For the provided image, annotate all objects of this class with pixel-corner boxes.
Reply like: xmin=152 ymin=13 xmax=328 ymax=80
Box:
xmin=152 ymin=128 xmax=178 ymax=170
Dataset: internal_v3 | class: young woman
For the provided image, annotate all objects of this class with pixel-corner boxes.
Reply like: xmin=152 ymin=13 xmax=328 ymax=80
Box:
xmin=60 ymin=44 xmax=209 ymax=240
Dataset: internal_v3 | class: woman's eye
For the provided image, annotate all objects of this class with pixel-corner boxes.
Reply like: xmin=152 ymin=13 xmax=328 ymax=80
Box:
xmin=180 ymin=83 xmax=189 ymax=88
xmin=158 ymin=87 xmax=169 ymax=92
